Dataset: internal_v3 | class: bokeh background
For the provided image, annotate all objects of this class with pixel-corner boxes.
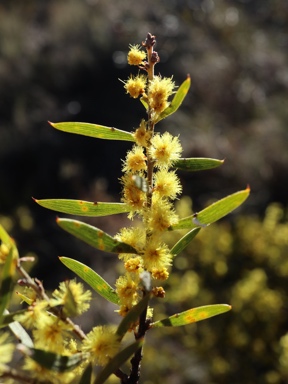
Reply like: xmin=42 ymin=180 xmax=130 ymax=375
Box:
xmin=1 ymin=0 xmax=288 ymax=383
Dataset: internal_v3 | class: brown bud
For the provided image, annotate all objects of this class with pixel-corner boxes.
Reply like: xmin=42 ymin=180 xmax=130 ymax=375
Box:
xmin=142 ymin=32 xmax=156 ymax=48
xmin=152 ymin=286 xmax=166 ymax=298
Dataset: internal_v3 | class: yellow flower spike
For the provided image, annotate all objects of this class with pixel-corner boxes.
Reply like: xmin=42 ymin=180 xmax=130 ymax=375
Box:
xmin=154 ymin=169 xmax=182 ymax=199
xmin=149 ymin=132 xmax=182 ymax=169
xmin=123 ymin=74 xmax=147 ymax=98
xmin=148 ymin=75 xmax=175 ymax=115
xmin=127 ymin=44 xmax=146 ymax=66
xmin=82 ymin=325 xmax=120 ymax=366
xmin=122 ymin=145 xmax=147 ymax=173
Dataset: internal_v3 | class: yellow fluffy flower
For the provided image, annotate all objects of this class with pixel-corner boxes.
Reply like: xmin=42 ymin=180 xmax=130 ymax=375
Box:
xmin=147 ymin=197 xmax=179 ymax=232
xmin=127 ymin=44 xmax=146 ymax=66
xmin=153 ymin=169 xmax=182 ymax=199
xmin=122 ymin=145 xmax=147 ymax=173
xmin=143 ymin=237 xmax=172 ymax=271
xmin=115 ymin=274 xmax=140 ymax=308
xmin=149 ymin=132 xmax=182 ymax=169
xmin=148 ymin=76 xmax=175 ymax=115
xmin=82 ymin=326 xmax=120 ymax=366
xmin=121 ymin=173 xmax=146 ymax=214
xmin=124 ymin=74 xmax=147 ymax=98
xmin=51 ymin=279 xmax=92 ymax=317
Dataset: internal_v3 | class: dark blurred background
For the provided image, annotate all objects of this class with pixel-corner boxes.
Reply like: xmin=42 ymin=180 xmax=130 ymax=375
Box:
xmin=0 ymin=1 xmax=288 ymax=383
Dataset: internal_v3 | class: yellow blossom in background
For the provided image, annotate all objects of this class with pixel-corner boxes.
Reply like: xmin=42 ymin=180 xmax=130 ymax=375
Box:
xmin=149 ymin=132 xmax=182 ymax=169
xmin=16 ymin=300 xmax=50 ymax=330
xmin=0 ymin=333 xmax=14 ymax=365
xmin=82 ymin=326 xmax=120 ymax=366
xmin=23 ymin=356 xmax=75 ymax=384
xmin=51 ymin=279 xmax=92 ymax=316
xmin=0 ymin=243 xmax=10 ymax=264
xmin=33 ymin=316 xmax=72 ymax=353
xmin=127 ymin=44 xmax=146 ymax=66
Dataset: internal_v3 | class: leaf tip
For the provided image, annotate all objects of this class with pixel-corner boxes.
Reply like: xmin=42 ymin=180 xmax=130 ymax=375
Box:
xmin=48 ymin=121 xmax=56 ymax=127
xmin=246 ymin=184 xmax=251 ymax=193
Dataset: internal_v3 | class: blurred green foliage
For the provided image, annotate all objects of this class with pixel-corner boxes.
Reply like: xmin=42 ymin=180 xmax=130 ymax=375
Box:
xmin=139 ymin=201 xmax=288 ymax=384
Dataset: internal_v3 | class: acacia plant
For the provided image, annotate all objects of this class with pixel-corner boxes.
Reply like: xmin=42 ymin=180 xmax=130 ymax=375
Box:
xmin=0 ymin=33 xmax=249 ymax=383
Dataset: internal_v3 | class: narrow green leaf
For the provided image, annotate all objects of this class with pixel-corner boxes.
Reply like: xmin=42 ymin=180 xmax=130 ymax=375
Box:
xmin=151 ymin=304 xmax=231 ymax=327
xmin=173 ymin=157 xmax=224 ymax=171
xmin=18 ymin=345 xmax=88 ymax=372
xmin=170 ymin=187 xmax=250 ymax=230
xmin=34 ymin=198 xmax=130 ymax=217
xmin=49 ymin=121 xmax=135 ymax=142
xmin=57 ymin=218 xmax=137 ymax=254
xmin=79 ymin=363 xmax=93 ymax=384
xmin=59 ymin=257 xmax=119 ymax=305
xmin=170 ymin=228 xmax=201 ymax=257
xmin=156 ymin=75 xmax=191 ymax=122
xmin=116 ymin=294 xmax=150 ymax=340
xmin=94 ymin=340 xmax=143 ymax=384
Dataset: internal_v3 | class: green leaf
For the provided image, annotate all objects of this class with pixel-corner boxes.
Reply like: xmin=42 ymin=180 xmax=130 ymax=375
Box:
xmin=151 ymin=304 xmax=231 ymax=327
xmin=59 ymin=257 xmax=119 ymax=305
xmin=156 ymin=75 xmax=191 ymax=122
xmin=94 ymin=339 xmax=143 ymax=384
xmin=170 ymin=228 xmax=201 ymax=257
xmin=170 ymin=187 xmax=250 ymax=230
xmin=57 ymin=218 xmax=137 ymax=254
xmin=18 ymin=345 xmax=88 ymax=372
xmin=34 ymin=198 xmax=130 ymax=217
xmin=173 ymin=157 xmax=224 ymax=172
xmin=116 ymin=294 xmax=150 ymax=341
xmin=79 ymin=363 xmax=93 ymax=384
xmin=49 ymin=121 xmax=135 ymax=142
